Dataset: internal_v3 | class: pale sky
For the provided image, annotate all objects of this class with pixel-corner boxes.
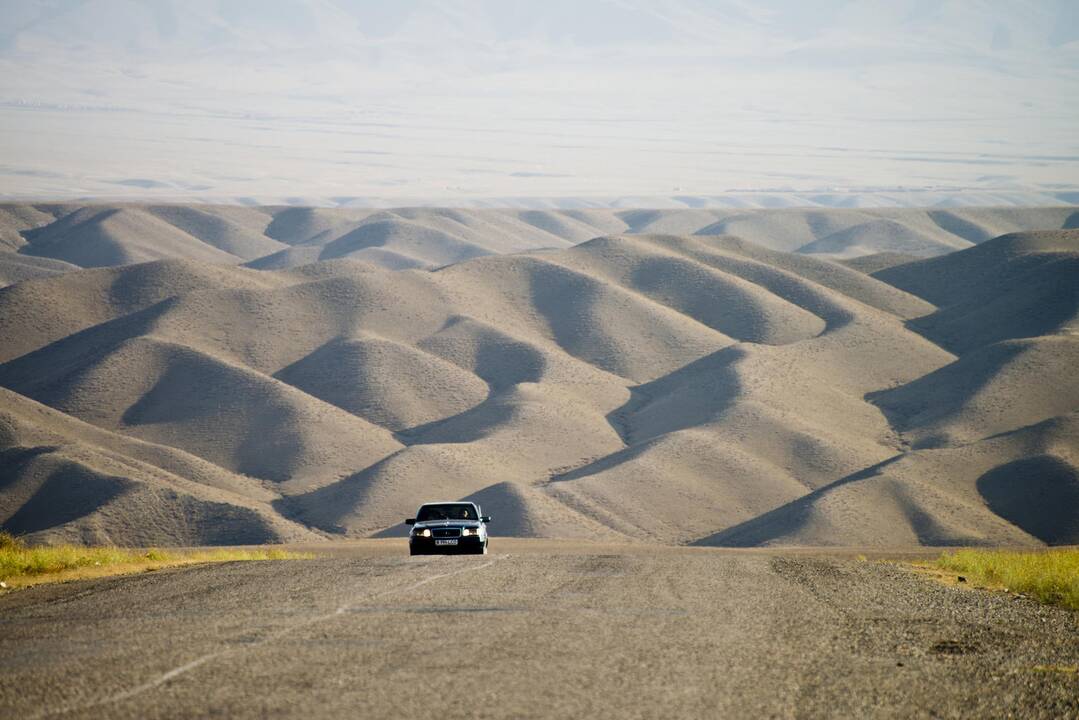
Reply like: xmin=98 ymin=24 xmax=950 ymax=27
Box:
xmin=1 ymin=0 xmax=1077 ymax=206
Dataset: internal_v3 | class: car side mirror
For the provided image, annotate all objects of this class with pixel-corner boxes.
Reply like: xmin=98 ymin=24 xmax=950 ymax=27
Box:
xmin=480 ymin=516 xmax=491 ymax=523
xmin=405 ymin=518 xmax=415 ymax=525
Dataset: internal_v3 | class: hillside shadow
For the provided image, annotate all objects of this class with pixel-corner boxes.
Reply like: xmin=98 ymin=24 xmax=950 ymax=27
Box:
xmin=602 ymin=344 xmax=745 ymax=446
xmin=866 ymin=341 xmax=1027 ymax=447
xmin=0 ymin=446 xmax=60 ymax=491
xmin=691 ymin=454 xmax=905 ymax=546
xmin=2 ymin=459 xmax=130 ymax=535
xmin=976 ymin=455 xmax=1079 ymax=545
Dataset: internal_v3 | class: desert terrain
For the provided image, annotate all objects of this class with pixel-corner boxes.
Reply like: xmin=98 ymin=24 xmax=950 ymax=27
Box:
xmin=4 ymin=4 xmax=1077 ymax=719
xmin=0 ymin=203 xmax=1076 ymax=549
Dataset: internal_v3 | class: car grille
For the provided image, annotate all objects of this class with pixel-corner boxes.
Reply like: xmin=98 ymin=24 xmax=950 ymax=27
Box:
xmin=433 ymin=528 xmax=461 ymax=538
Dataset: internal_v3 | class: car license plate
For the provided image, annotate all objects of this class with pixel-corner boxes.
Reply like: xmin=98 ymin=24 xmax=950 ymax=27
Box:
xmin=435 ymin=539 xmax=458 ymax=546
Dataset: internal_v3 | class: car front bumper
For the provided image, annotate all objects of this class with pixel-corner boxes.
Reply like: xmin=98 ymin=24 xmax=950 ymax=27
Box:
xmin=409 ymin=535 xmax=486 ymax=554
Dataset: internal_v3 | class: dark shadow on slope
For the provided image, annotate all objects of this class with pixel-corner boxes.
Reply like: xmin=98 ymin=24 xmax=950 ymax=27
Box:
xmin=233 ymin=398 xmax=307 ymax=483
xmin=926 ymin=210 xmax=996 ymax=244
xmin=149 ymin=494 xmax=279 ymax=545
xmin=1 ymin=459 xmax=131 ymax=535
xmin=615 ymin=210 xmax=666 ymax=233
xmin=976 ymin=456 xmax=1079 ymax=545
xmin=872 ymin=230 xmax=1079 ymax=309
xmin=0 ymin=298 xmax=177 ymax=394
xmin=18 ymin=207 xmax=118 ymax=250
xmin=272 ymin=449 xmax=403 ymax=534
xmin=798 ymin=219 xmax=952 ymax=257
xmin=627 ymin=256 xmax=823 ymax=344
xmin=604 ymin=345 xmax=745 ymax=445
xmin=692 ymin=454 xmax=905 ymax=546
xmin=275 ymin=334 xmax=489 ymax=434
xmin=393 ymin=318 xmax=557 ymax=443
xmin=319 ymin=219 xmax=490 ymax=265
xmin=866 ymin=341 xmax=1027 ymax=448
xmin=525 ymin=260 xmax=611 ymax=372
xmin=890 ymin=481 xmax=990 ymax=546
xmin=418 ymin=315 xmax=547 ymax=392
xmin=0 ymin=446 xmax=61 ymax=491
xmin=548 ymin=436 xmax=666 ymax=483
xmin=264 ymin=206 xmax=347 ymax=245
xmin=901 ymin=255 xmax=1079 ymax=354
xmin=516 ymin=210 xmax=594 ymax=240
xmin=394 ymin=393 xmax=510 ymax=446
xmin=372 ymin=522 xmax=410 ymax=539
xmin=662 ymin=240 xmax=857 ymax=332
xmin=121 ymin=359 xmax=228 ymax=427
xmin=120 ymin=343 xmax=308 ymax=483
xmin=458 ymin=482 xmax=530 ymax=536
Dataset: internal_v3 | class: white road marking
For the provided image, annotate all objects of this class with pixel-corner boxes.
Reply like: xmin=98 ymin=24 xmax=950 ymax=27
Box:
xmin=33 ymin=558 xmax=499 ymax=718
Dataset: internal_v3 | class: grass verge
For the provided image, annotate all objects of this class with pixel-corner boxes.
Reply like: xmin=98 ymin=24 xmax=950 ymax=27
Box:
xmin=928 ymin=548 xmax=1079 ymax=611
xmin=0 ymin=531 xmax=312 ymax=591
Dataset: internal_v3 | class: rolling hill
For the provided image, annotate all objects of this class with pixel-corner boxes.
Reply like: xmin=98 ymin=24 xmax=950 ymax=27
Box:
xmin=2 ymin=204 xmax=1074 ymax=278
xmin=0 ymin=207 xmax=1075 ymax=547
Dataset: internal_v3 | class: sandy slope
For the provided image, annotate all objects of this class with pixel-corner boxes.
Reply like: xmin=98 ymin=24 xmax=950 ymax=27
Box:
xmin=0 ymin=253 xmax=78 ymax=288
xmin=0 ymin=388 xmax=320 ymax=545
xmin=19 ymin=207 xmax=245 ymax=267
xmin=0 ymin=259 xmax=290 ymax=363
xmin=0 ymin=205 xmax=61 ymax=251
xmin=875 ymin=231 xmax=1079 ymax=352
xmin=0 ymin=213 xmax=1076 ymax=547
xmin=840 ymin=252 xmax=921 ymax=274
xmin=700 ymin=413 xmax=1079 ymax=547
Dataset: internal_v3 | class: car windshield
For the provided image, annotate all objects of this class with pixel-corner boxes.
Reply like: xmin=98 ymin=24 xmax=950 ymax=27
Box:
xmin=416 ymin=504 xmax=476 ymax=522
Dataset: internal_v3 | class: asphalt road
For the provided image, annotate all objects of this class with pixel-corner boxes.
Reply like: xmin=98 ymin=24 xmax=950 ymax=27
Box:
xmin=1 ymin=542 xmax=1076 ymax=719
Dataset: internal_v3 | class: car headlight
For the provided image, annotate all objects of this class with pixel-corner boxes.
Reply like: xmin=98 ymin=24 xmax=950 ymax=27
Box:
xmin=462 ymin=527 xmax=477 ymax=536
xmin=416 ymin=528 xmax=431 ymax=538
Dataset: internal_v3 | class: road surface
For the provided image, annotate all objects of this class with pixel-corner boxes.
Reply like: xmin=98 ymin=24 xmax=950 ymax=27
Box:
xmin=1 ymin=541 xmax=1076 ymax=719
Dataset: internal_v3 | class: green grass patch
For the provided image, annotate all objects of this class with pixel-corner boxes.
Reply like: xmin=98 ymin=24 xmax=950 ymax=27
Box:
xmin=0 ymin=530 xmax=312 ymax=590
xmin=935 ymin=548 xmax=1079 ymax=611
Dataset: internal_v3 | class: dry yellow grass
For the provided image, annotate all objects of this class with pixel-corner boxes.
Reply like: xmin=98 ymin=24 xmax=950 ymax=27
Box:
xmin=933 ymin=548 xmax=1079 ymax=610
xmin=0 ymin=531 xmax=312 ymax=590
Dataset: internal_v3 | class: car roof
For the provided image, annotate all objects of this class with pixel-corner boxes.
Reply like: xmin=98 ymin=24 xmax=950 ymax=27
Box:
xmin=420 ymin=501 xmax=478 ymax=506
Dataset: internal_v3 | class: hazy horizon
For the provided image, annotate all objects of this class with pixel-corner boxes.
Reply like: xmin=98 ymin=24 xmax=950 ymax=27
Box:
xmin=1 ymin=0 xmax=1077 ymax=207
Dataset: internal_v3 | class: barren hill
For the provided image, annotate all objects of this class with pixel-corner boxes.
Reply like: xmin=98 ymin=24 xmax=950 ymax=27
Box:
xmin=2 ymin=205 xmax=1075 ymax=285
xmin=0 ymin=210 xmax=1076 ymax=547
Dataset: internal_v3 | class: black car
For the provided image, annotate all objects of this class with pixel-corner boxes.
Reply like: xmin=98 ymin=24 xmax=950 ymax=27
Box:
xmin=406 ymin=502 xmax=490 ymax=555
